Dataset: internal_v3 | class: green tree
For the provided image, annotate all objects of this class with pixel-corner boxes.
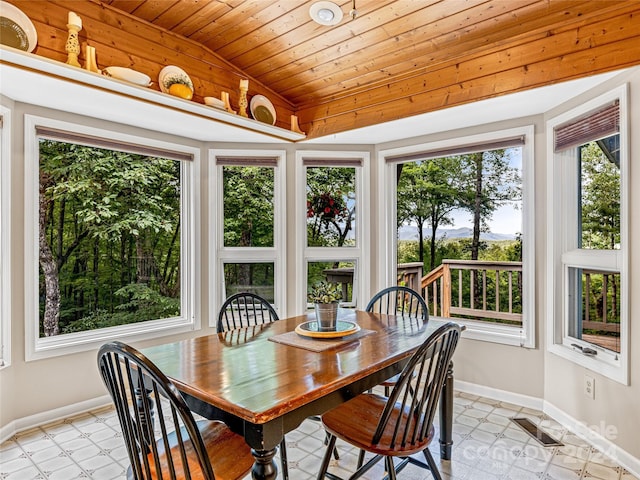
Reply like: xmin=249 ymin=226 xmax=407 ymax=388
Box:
xmin=458 ymin=150 xmax=521 ymax=261
xmin=306 ymin=167 xmax=355 ymax=247
xmin=397 ymin=158 xmax=463 ymax=271
xmin=39 ymin=141 xmax=181 ymax=336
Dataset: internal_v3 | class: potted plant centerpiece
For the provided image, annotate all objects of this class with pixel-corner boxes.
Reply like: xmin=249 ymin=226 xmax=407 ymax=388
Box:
xmin=308 ymin=281 xmax=342 ymax=331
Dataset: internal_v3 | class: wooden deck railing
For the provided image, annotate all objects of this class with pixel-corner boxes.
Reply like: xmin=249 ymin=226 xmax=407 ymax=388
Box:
xmin=419 ymin=260 xmax=523 ymax=325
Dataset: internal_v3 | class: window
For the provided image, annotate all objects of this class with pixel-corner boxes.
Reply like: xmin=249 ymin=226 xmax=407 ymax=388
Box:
xmin=211 ymin=150 xmax=286 ymax=318
xmin=296 ymin=152 xmax=370 ymax=312
xmin=0 ymin=107 xmax=10 ymax=367
xmin=546 ymin=86 xmax=628 ymax=384
xmin=25 ymin=116 xmax=198 ymax=360
xmin=380 ymin=126 xmax=535 ymax=347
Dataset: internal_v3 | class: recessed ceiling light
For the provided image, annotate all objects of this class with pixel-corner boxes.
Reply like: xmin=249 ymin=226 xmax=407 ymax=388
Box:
xmin=309 ymin=1 xmax=343 ymax=26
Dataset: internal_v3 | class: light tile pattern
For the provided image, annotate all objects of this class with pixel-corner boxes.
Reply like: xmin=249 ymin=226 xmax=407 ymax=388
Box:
xmin=0 ymin=392 xmax=637 ymax=480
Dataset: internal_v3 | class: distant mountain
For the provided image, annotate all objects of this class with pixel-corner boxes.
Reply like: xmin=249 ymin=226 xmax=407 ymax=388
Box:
xmin=398 ymin=226 xmax=516 ymax=241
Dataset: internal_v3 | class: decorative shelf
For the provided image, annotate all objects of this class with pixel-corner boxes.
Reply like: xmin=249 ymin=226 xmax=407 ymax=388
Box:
xmin=0 ymin=47 xmax=306 ymax=143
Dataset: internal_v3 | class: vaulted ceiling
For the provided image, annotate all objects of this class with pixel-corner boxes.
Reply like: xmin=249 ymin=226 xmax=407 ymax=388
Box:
xmin=101 ymin=0 xmax=640 ymax=137
xmin=7 ymin=0 xmax=640 ymax=139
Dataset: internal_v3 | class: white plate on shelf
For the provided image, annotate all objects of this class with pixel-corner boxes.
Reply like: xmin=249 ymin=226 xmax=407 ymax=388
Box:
xmin=103 ymin=66 xmax=151 ymax=86
xmin=250 ymin=94 xmax=276 ymax=125
xmin=0 ymin=1 xmax=37 ymax=52
xmin=158 ymin=65 xmax=193 ymax=93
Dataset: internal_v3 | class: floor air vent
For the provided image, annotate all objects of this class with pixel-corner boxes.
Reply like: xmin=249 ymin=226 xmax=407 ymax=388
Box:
xmin=511 ymin=418 xmax=563 ymax=447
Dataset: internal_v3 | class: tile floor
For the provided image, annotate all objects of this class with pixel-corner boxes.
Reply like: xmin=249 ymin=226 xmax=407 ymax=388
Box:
xmin=0 ymin=391 xmax=637 ymax=480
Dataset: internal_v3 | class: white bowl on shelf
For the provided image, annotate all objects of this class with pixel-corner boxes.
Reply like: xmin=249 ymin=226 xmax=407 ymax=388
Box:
xmin=103 ymin=66 xmax=151 ymax=87
xmin=204 ymin=97 xmax=225 ymax=109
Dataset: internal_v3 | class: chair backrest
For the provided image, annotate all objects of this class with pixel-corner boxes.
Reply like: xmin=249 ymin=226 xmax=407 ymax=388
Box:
xmin=372 ymin=323 xmax=461 ymax=449
xmin=217 ymin=292 xmax=279 ymax=332
xmin=366 ymin=286 xmax=429 ymax=320
xmin=97 ymin=341 xmax=216 ymax=480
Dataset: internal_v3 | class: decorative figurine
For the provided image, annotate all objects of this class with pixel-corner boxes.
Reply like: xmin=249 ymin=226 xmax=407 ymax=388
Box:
xmin=65 ymin=12 xmax=82 ymax=67
xmin=238 ymin=78 xmax=249 ymax=117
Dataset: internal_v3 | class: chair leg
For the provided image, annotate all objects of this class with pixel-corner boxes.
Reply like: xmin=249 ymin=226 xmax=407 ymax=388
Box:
xmin=280 ymin=439 xmax=289 ymax=480
xmin=357 ymin=449 xmax=366 ymax=468
xmin=385 ymin=456 xmax=397 ymax=480
xmin=423 ymin=448 xmax=443 ymax=480
xmin=324 ymin=432 xmax=340 ymax=460
xmin=317 ymin=434 xmax=337 ymax=479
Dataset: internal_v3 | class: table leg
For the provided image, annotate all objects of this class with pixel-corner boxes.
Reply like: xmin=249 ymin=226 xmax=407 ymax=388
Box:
xmin=250 ymin=447 xmax=278 ymax=480
xmin=439 ymin=360 xmax=454 ymax=460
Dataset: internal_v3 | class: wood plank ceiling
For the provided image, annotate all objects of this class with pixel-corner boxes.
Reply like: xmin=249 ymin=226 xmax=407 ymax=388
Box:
xmin=102 ymin=0 xmax=640 ymax=138
xmin=10 ymin=0 xmax=640 ymax=138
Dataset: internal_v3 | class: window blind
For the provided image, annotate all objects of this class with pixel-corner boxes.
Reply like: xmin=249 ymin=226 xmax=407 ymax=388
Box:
xmin=554 ymin=100 xmax=619 ymax=152
xmin=215 ymin=156 xmax=278 ymax=167
xmin=35 ymin=126 xmax=194 ymax=162
xmin=302 ymin=157 xmax=363 ymax=167
xmin=385 ymin=136 xmax=525 ymax=164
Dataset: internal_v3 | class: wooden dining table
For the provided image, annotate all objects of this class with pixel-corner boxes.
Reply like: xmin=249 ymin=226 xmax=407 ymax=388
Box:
xmin=140 ymin=311 xmax=459 ymax=480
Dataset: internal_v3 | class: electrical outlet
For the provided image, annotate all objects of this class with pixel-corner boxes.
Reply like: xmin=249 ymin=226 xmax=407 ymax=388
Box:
xmin=584 ymin=374 xmax=595 ymax=399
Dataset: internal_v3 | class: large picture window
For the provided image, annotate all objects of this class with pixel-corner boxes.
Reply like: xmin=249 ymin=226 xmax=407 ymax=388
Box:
xmin=25 ymin=116 xmax=197 ymax=359
xmin=380 ymin=127 xmax=535 ymax=347
xmin=547 ymin=87 xmax=628 ymax=384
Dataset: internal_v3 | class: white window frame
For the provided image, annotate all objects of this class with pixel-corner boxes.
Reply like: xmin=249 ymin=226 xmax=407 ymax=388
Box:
xmin=24 ymin=115 xmax=199 ymax=361
xmin=545 ymin=86 xmax=629 ymax=384
xmin=295 ymin=151 xmax=370 ymax=313
xmin=0 ymin=106 xmax=11 ymax=368
xmin=210 ymin=149 xmax=287 ymax=321
xmin=378 ymin=126 xmax=536 ymax=348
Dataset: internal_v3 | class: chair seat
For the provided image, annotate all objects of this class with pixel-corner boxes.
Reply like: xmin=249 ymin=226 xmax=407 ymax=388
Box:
xmin=130 ymin=420 xmax=254 ymax=480
xmin=322 ymin=393 xmax=435 ymax=457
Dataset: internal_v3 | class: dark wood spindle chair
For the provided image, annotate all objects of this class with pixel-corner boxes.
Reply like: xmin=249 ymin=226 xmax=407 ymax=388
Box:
xmin=366 ymin=286 xmax=429 ymax=395
xmin=97 ymin=340 xmax=254 ymax=480
xmin=317 ymin=322 xmax=462 ymax=480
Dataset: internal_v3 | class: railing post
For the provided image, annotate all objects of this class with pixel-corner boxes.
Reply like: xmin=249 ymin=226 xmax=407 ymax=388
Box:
xmin=442 ymin=263 xmax=451 ymax=317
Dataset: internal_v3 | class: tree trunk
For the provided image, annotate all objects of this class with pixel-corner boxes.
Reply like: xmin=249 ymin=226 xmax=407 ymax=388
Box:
xmin=429 ymin=216 xmax=438 ymax=272
xmin=39 ymin=176 xmax=60 ymax=336
xmin=417 ymin=219 xmax=425 ymax=268
xmin=471 ymin=153 xmax=483 ymax=261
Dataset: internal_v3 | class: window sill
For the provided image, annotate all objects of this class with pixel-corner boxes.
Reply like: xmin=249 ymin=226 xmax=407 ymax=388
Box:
xmin=26 ymin=316 xmax=197 ymax=361
xmin=548 ymin=343 xmax=628 ymax=385
xmin=434 ymin=316 xmax=534 ymax=348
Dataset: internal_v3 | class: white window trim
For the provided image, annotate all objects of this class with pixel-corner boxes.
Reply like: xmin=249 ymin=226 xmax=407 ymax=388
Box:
xmin=209 ymin=149 xmax=287 ymax=321
xmin=295 ymin=150 xmax=370 ymax=314
xmin=0 ymin=105 xmax=11 ymax=368
xmin=378 ymin=126 xmax=536 ymax=348
xmin=24 ymin=115 xmax=199 ymax=361
xmin=545 ymin=85 xmax=629 ymax=385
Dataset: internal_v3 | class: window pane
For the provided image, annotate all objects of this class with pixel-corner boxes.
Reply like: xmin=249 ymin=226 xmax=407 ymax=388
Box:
xmin=568 ymin=267 xmax=620 ymax=354
xmin=39 ymin=140 xmax=182 ymax=337
xmin=396 ymin=147 xmax=523 ymax=326
xmin=578 ymin=135 xmax=620 ymax=250
xmin=223 ymin=262 xmax=274 ymax=302
xmin=223 ymin=165 xmax=274 ymax=247
xmin=307 ymin=260 xmax=356 ymax=305
xmin=306 ymin=167 xmax=356 ymax=247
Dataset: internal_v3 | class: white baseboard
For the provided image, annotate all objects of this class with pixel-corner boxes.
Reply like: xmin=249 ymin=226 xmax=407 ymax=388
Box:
xmin=454 ymin=379 xmax=544 ymax=411
xmin=0 ymin=395 xmax=111 ymax=444
xmin=454 ymin=380 xmax=640 ymax=478
xmin=543 ymin=401 xmax=640 ymax=478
